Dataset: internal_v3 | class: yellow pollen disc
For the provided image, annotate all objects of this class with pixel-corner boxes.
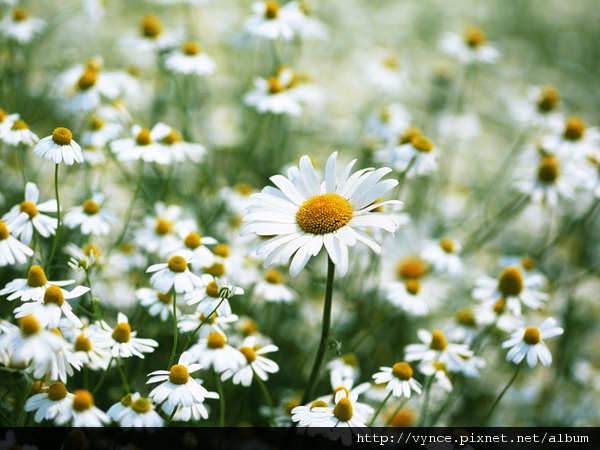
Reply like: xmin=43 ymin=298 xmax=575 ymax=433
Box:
xmin=235 ymin=183 xmax=254 ymax=196
xmin=523 ymin=326 xmax=541 ymax=345
xmin=333 ymin=398 xmax=353 ymax=422
xmin=13 ymin=8 xmax=28 ymax=21
xmin=120 ymin=393 xmax=133 ymax=406
xmin=47 ymin=382 xmax=68 ymax=401
xmin=264 ymin=269 xmax=282 ymax=284
xmin=205 ymin=281 xmax=220 ymax=298
xmin=498 ymin=266 xmax=524 ymax=296
xmin=564 ymin=116 xmax=585 ymax=141
xmin=207 ymin=331 xmax=226 ymax=349
xmin=429 ymin=330 xmax=448 ymax=351
xmin=404 ymin=279 xmax=421 ymax=295
xmin=439 ymin=238 xmax=455 ymax=253
xmin=285 ymin=399 xmax=301 ymax=415
xmin=169 ymin=364 xmax=190 ymax=384
xmin=90 ymin=117 xmax=105 ymax=130
xmin=184 ymin=232 xmax=202 ymax=249
xmin=537 ymin=155 xmax=560 ymax=183
xmin=332 ymin=386 xmax=349 ymax=403
xmin=204 ymin=262 xmax=225 ymax=277
xmin=390 ymin=407 xmax=415 ymax=427
xmin=52 ymin=127 xmax=73 ymax=146
xmin=411 ymin=135 xmax=434 ymax=153
xmin=432 ymin=361 xmax=447 ymax=373
xmin=112 ymin=322 xmax=131 ymax=343
xmin=163 ymin=129 xmax=183 ymax=145
xmin=341 ymin=353 xmax=359 ymax=367
xmin=75 ymin=334 xmax=93 ymax=352
xmin=521 ymin=256 xmax=535 ymax=271
xmin=265 ymin=1 xmax=280 ymax=19
xmin=0 ymin=109 xmax=6 ymax=122
xmin=44 ymin=285 xmax=65 ymax=306
xmin=296 ymin=193 xmax=353 ymax=235
xmin=72 ymin=390 xmax=94 ymax=411
xmin=397 ymin=256 xmax=429 ymax=280
xmin=213 ymin=244 xmax=230 ymax=258
xmin=310 ymin=400 xmax=328 ymax=410
xmin=493 ymin=298 xmax=506 ymax=313
xmin=50 ymin=328 xmax=63 ymax=338
xmin=27 ymin=265 xmax=47 ymax=287
xmin=199 ymin=312 xmax=217 ymax=324
xmin=383 ymin=54 xmax=401 ymax=70
xmin=77 ymin=69 xmax=98 ymax=90
xmin=399 ymin=126 xmax=422 ymax=145
xmin=239 ymin=346 xmax=257 ymax=364
xmin=11 ymin=119 xmax=29 ymax=130
xmin=464 ymin=26 xmax=486 ymax=47
xmin=141 ymin=14 xmax=162 ymax=38
xmin=183 ymin=41 xmax=201 ymax=56
xmin=30 ymin=381 xmax=47 ymax=395
xmin=19 ymin=201 xmax=38 ymax=219
xmin=83 ymin=243 xmax=101 ymax=258
xmin=268 ymin=77 xmax=285 ymax=94
xmin=392 ymin=362 xmax=413 ymax=380
xmin=20 ymin=315 xmax=41 ymax=336
xmin=131 ymin=397 xmax=152 ymax=413
xmin=83 ymin=199 xmax=100 ymax=215
xmin=242 ymin=319 xmax=259 ymax=336
xmin=455 ymin=308 xmax=476 ymax=326
xmin=119 ymin=243 xmax=135 ymax=253
xmin=136 ymin=128 xmax=152 ymax=146
xmin=168 ymin=255 xmax=188 ymax=273
xmin=157 ymin=291 xmax=172 ymax=304
xmin=154 ymin=218 xmax=172 ymax=235
xmin=0 ymin=222 xmax=8 ymax=240
xmin=537 ymin=85 xmax=560 ymax=113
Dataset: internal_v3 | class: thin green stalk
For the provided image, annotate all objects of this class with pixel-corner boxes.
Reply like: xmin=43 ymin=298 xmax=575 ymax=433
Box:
xmin=46 ymin=164 xmax=61 ymax=275
xmin=479 ymin=360 xmax=524 ymax=426
xmin=301 ymin=256 xmax=335 ymax=404
xmin=385 ymin=397 xmax=410 ymax=427
xmin=93 ymin=357 xmax=114 ymax=395
xmin=18 ymin=144 xmax=27 ymax=187
xmin=417 ymin=375 xmax=434 ymax=427
xmin=0 ymin=406 xmax=15 ymax=427
xmin=168 ymin=289 xmax=178 ymax=369
xmin=215 ymin=370 xmax=225 ymax=427
xmin=253 ymin=367 xmax=275 ymax=425
xmin=181 ymin=296 xmax=226 ymax=352
xmin=112 ymin=160 xmax=144 ymax=252
xmin=392 ymin=156 xmax=416 ymax=199
xmin=164 ymin=408 xmax=177 ymax=427
xmin=369 ymin=390 xmax=393 ymax=426
xmin=115 ymin=358 xmax=130 ymax=393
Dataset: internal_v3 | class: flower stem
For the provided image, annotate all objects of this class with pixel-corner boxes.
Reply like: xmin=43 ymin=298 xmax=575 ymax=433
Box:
xmin=417 ymin=375 xmax=434 ymax=426
xmin=253 ymin=367 xmax=275 ymax=425
xmin=168 ymin=289 xmax=178 ymax=369
xmin=164 ymin=408 xmax=177 ymax=427
xmin=479 ymin=360 xmax=524 ymax=426
xmin=215 ymin=370 xmax=225 ymax=427
xmin=18 ymin=144 xmax=27 ymax=187
xmin=115 ymin=358 xmax=130 ymax=393
xmin=112 ymin=160 xmax=144 ymax=252
xmin=93 ymin=357 xmax=114 ymax=395
xmin=301 ymin=256 xmax=335 ymax=404
xmin=385 ymin=397 xmax=410 ymax=427
xmin=46 ymin=164 xmax=61 ymax=275
xmin=369 ymin=390 xmax=393 ymax=426
xmin=181 ymin=297 xmax=226 ymax=352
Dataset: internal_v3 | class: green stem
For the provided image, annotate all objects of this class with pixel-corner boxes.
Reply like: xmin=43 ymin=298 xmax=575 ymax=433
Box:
xmin=115 ymin=358 xmax=130 ymax=393
xmin=215 ymin=370 xmax=225 ymax=427
xmin=19 ymin=144 xmax=27 ymax=187
xmin=385 ymin=397 xmax=410 ymax=427
xmin=369 ymin=390 xmax=393 ymax=426
xmin=417 ymin=375 xmax=434 ymax=427
xmin=112 ymin=160 xmax=144 ymax=252
xmin=479 ymin=360 xmax=524 ymax=426
xmin=253 ymin=367 xmax=275 ymax=425
xmin=164 ymin=407 xmax=177 ymax=427
xmin=181 ymin=296 xmax=226 ymax=353
xmin=301 ymin=256 xmax=335 ymax=404
xmin=92 ymin=357 xmax=114 ymax=395
xmin=0 ymin=406 xmax=15 ymax=427
xmin=168 ymin=289 xmax=178 ymax=369
xmin=46 ymin=164 xmax=61 ymax=275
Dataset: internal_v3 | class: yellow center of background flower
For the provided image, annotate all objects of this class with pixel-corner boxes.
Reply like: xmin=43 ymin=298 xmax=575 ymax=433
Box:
xmin=397 ymin=256 xmax=429 ymax=279
xmin=392 ymin=362 xmax=413 ymax=380
xmin=169 ymin=364 xmax=189 ymax=384
xmin=523 ymin=326 xmax=541 ymax=345
xmin=83 ymin=199 xmax=100 ymax=215
xmin=296 ymin=193 xmax=353 ymax=235
xmin=411 ymin=135 xmax=434 ymax=153
xmin=20 ymin=315 xmax=41 ymax=336
xmin=121 ymin=393 xmax=133 ymax=406
xmin=136 ymin=128 xmax=152 ymax=146
xmin=154 ymin=218 xmax=172 ymax=235
xmin=207 ymin=331 xmax=226 ymax=349
xmin=13 ymin=8 xmax=28 ymax=21
xmin=285 ymin=399 xmax=301 ymax=415
xmin=332 ymin=386 xmax=349 ymax=402
xmin=141 ymin=14 xmax=162 ymax=38
xmin=310 ymin=400 xmax=328 ymax=409
xmin=537 ymin=85 xmax=559 ymax=112
xmin=19 ymin=200 xmax=38 ymax=218
xmin=27 ymin=265 xmax=47 ymax=287
xmin=265 ymin=1 xmax=280 ymax=19
xmin=131 ymin=397 xmax=152 ymax=413
xmin=75 ymin=334 xmax=93 ymax=352
xmin=112 ymin=322 xmax=131 ymax=343
xmin=90 ymin=117 xmax=105 ymax=130
xmin=439 ymin=238 xmax=455 ymax=253
xmin=72 ymin=390 xmax=94 ymax=411
xmin=429 ymin=330 xmax=448 ymax=350
xmin=52 ymin=127 xmax=72 ymax=146
xmin=183 ymin=41 xmax=201 ymax=56
xmin=205 ymin=281 xmax=220 ymax=298
xmin=464 ymin=26 xmax=486 ymax=47
xmin=204 ymin=262 xmax=225 ymax=277
xmin=168 ymin=255 xmax=187 ymax=273
xmin=157 ymin=292 xmax=172 ymax=304
xmin=563 ymin=116 xmax=585 ymax=141
xmin=498 ymin=266 xmax=524 ymax=296
xmin=267 ymin=77 xmax=284 ymax=94
xmin=213 ymin=244 xmax=230 ymax=258
xmin=0 ymin=222 xmax=8 ymax=240
xmin=77 ymin=69 xmax=98 ymax=90
xmin=239 ymin=346 xmax=257 ymax=364
xmin=455 ymin=308 xmax=476 ymax=326
xmin=537 ymin=156 xmax=560 ymax=183
xmin=163 ymin=129 xmax=183 ymax=145
xmin=264 ymin=269 xmax=282 ymax=284
xmin=432 ymin=361 xmax=447 ymax=372
xmin=47 ymin=382 xmax=68 ymax=401
xmin=43 ymin=285 xmax=65 ymax=306
xmin=83 ymin=243 xmax=101 ymax=258
xmin=341 ymin=353 xmax=359 ymax=367
xmin=404 ymin=279 xmax=420 ymax=295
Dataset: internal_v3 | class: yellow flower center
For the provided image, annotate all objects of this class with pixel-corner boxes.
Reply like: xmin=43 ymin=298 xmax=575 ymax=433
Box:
xmin=455 ymin=308 xmax=476 ymax=327
xmin=13 ymin=8 xmax=28 ymax=21
xmin=285 ymin=399 xmax=301 ymax=415
xmin=83 ymin=199 xmax=100 ymax=215
xmin=207 ymin=331 xmax=226 ymax=349
xmin=0 ymin=222 xmax=8 ymax=240
xmin=157 ymin=291 xmax=172 ymax=304
xmin=43 ymin=285 xmax=65 ymax=306
xmin=241 ymin=319 xmax=259 ymax=336
xmin=50 ymin=328 xmax=62 ymax=338
xmin=493 ymin=298 xmax=506 ymax=314
xmin=268 ymin=77 xmax=285 ymax=94
xmin=537 ymin=85 xmax=560 ymax=113
xmin=163 ymin=129 xmax=183 ymax=145
xmin=169 ymin=364 xmax=190 ymax=384
xmin=0 ymin=109 xmax=6 ymax=122
xmin=205 ymin=281 xmax=220 ymax=298
xmin=72 ymin=390 xmax=94 ymax=411
xmin=204 ymin=262 xmax=226 ymax=277
xmin=341 ymin=353 xmax=359 ymax=367
xmin=523 ymin=326 xmax=541 ymax=345
xmin=429 ymin=330 xmax=448 ymax=351
xmin=11 ymin=119 xmax=29 ymax=130
xmin=399 ymin=126 xmax=423 ymax=145
xmin=131 ymin=397 xmax=152 ymax=414
xmin=30 ymin=380 xmax=47 ymax=395
xmin=537 ymin=155 xmax=560 ymax=184
xmin=391 ymin=362 xmax=413 ymax=380
xmin=310 ymin=400 xmax=328 ymax=410
xmin=264 ymin=269 xmax=282 ymax=284
xmin=383 ymin=54 xmax=401 ymax=70
xmin=20 ymin=315 xmax=41 ymax=336
xmin=563 ymin=116 xmax=585 ymax=141
xmin=141 ymin=14 xmax=162 ymax=38
xmin=199 ymin=312 xmax=217 ymax=324
xmin=411 ymin=135 xmax=434 ymax=153
xmin=432 ymin=361 xmax=447 ymax=373
xmin=90 ymin=117 xmax=105 ymax=130
xmin=183 ymin=41 xmax=201 ymax=56
xmin=439 ymin=238 xmax=455 ymax=253
xmin=390 ymin=407 xmax=415 ymax=427
xmin=154 ymin=218 xmax=172 ymax=235
xmin=83 ymin=243 xmax=101 ymax=258
xmin=75 ymin=334 xmax=93 ymax=352
xmin=464 ymin=26 xmax=486 ymax=48
xmin=239 ymin=346 xmax=257 ymax=364
xmin=77 ymin=69 xmax=98 ymax=90
xmin=498 ymin=266 xmax=524 ymax=296
xmin=52 ymin=127 xmax=73 ymax=146
xmin=396 ymin=256 xmax=429 ymax=280
xmin=332 ymin=386 xmax=349 ymax=403
xmin=19 ymin=200 xmax=38 ymax=219
xmin=333 ymin=397 xmax=353 ymax=422
xmin=235 ymin=183 xmax=254 ymax=196
xmin=168 ymin=255 xmax=188 ymax=273
xmin=135 ymin=128 xmax=152 ymax=146
xmin=47 ymin=382 xmax=68 ymax=401
xmin=112 ymin=322 xmax=131 ymax=343
xmin=120 ymin=393 xmax=133 ymax=406
xmin=404 ymin=279 xmax=420 ymax=295
xmin=265 ymin=1 xmax=280 ymax=19
xmin=296 ymin=193 xmax=354 ymax=235
xmin=521 ymin=256 xmax=535 ymax=271
xmin=213 ymin=244 xmax=230 ymax=258
xmin=27 ymin=265 xmax=47 ymax=287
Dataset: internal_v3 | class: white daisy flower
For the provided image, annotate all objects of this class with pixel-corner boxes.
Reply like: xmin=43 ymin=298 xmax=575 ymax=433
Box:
xmin=165 ymin=41 xmax=216 ymax=76
xmin=65 ymin=242 xmax=102 ymax=272
xmin=287 ymin=0 xmax=329 ymax=41
xmin=240 ymin=151 xmax=401 ymax=277
xmin=108 ymin=392 xmax=164 ymax=427
xmin=177 ymin=309 xmax=238 ymax=340
xmin=33 ymin=127 xmax=83 ymax=165
xmin=185 ymin=274 xmax=243 ymax=317
xmin=383 ymin=276 xmax=435 ymax=317
xmin=71 ymin=329 xmax=111 ymax=370
xmin=474 ymin=297 xmax=524 ymax=334
xmin=147 ymin=250 xmax=204 ymax=295
xmin=327 ymin=353 xmax=361 ymax=383
xmin=63 ymin=193 xmax=118 ymax=236
xmin=93 ymin=312 xmax=159 ymax=359
xmin=189 ymin=331 xmax=246 ymax=373
xmin=542 ymin=116 xmax=600 ymax=160
xmin=404 ymin=329 xmax=473 ymax=372
xmin=2 ymin=119 xmax=39 ymax=147
xmin=472 ymin=265 xmax=549 ymax=317
xmin=253 ymin=269 xmax=296 ymax=303
xmin=0 ymin=108 xmax=19 ymax=140
xmin=0 ymin=8 xmax=45 ymax=43
xmin=166 ymin=231 xmax=217 ymax=267
xmin=419 ymin=238 xmax=464 ymax=276
xmin=499 ymin=255 xmax=547 ymax=289
xmin=502 ymin=317 xmax=564 ymax=367
xmin=439 ymin=27 xmax=500 ymax=64
xmin=56 ymin=389 xmax=111 ymax=426
xmin=243 ymin=1 xmax=302 ymax=41
xmin=243 ymin=75 xmax=303 ymax=116
xmin=135 ymin=203 xmax=187 ymax=255
xmin=137 ymin=288 xmax=182 ymax=322
xmin=364 ymin=52 xmax=409 ymax=94
xmin=0 ymin=318 xmax=18 ymax=335
xmin=80 ymin=116 xmax=123 ymax=148
xmin=375 ymin=135 xmax=438 ymax=178
xmin=510 ymin=85 xmax=563 ymax=130
xmin=2 ymin=182 xmax=58 ymax=245
xmin=419 ymin=361 xmax=453 ymax=392
xmin=447 ymin=308 xmax=479 ymax=345
xmin=14 ymin=284 xmax=89 ymax=328
xmin=291 ymin=399 xmax=333 ymax=427
xmin=24 ymin=381 xmax=74 ymax=424
xmin=156 ymin=124 xmax=207 ymax=163
xmin=120 ymin=13 xmax=182 ymax=57
xmin=318 ymin=373 xmax=374 ymax=420
xmin=221 ymin=336 xmax=279 ymax=386
xmin=110 ymin=123 xmax=171 ymax=164
xmin=365 ymin=103 xmax=412 ymax=144
xmin=147 ymin=351 xmax=219 ymax=417
xmin=0 ymin=265 xmax=74 ymax=301
xmin=0 ymin=219 xmax=34 ymax=266
xmin=312 ymin=390 xmax=369 ymax=445
xmin=372 ymin=362 xmax=422 ymax=398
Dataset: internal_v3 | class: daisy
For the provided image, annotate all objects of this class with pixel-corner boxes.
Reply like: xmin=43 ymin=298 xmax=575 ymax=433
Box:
xmin=372 ymin=362 xmax=422 ymax=398
xmin=147 ymin=250 xmax=204 ymax=294
xmin=291 ymin=399 xmax=332 ymax=427
xmin=510 ymin=85 xmax=563 ymax=130
xmin=243 ymin=75 xmax=303 ymax=116
xmin=204 ymin=243 xmax=260 ymax=287
xmin=472 ymin=265 xmax=549 ymax=316
xmin=137 ymin=288 xmax=182 ymax=322
xmin=189 ymin=331 xmax=246 ymax=373
xmin=419 ymin=361 xmax=453 ymax=392
xmin=108 ymin=392 xmax=164 ymax=427
xmin=221 ymin=336 xmax=279 ymax=386
xmin=0 ymin=265 xmax=75 ymax=302
xmin=327 ymin=353 xmax=360 ymax=383
xmin=0 ymin=219 xmax=34 ymax=266
xmin=319 ymin=372 xmax=373 ymax=420
xmin=63 ymin=193 xmax=118 ymax=236
xmin=166 ymin=230 xmax=217 ymax=267
xmin=542 ymin=116 xmax=600 ymax=160
xmin=253 ymin=269 xmax=296 ymax=303
xmin=157 ymin=124 xmax=207 ymax=163
xmin=364 ymin=52 xmax=409 ymax=94
xmin=0 ymin=8 xmax=45 ymax=43
xmin=288 ymin=0 xmax=328 ymax=41
xmin=439 ymin=26 xmax=500 ymax=64
xmin=185 ymin=274 xmax=243 ymax=316
xmin=447 ymin=308 xmax=478 ymax=345
xmin=71 ymin=329 xmax=111 ymax=370
xmin=2 ymin=182 xmax=58 ymax=245
xmin=120 ymin=13 xmax=181 ymax=56
xmin=502 ymin=317 xmax=564 ymax=367
xmin=65 ymin=242 xmax=102 ymax=272
xmin=80 ymin=116 xmax=123 ymax=148
xmin=312 ymin=390 xmax=369 ymax=446
xmin=404 ymin=329 xmax=473 ymax=372
xmin=419 ymin=238 xmax=464 ymax=276
xmin=365 ymin=103 xmax=411 ymax=144
xmin=56 ymin=389 xmax=111 ymax=426
xmin=55 ymin=64 xmax=121 ymax=114
xmin=376 ymin=135 xmax=438 ymax=178
xmin=177 ymin=309 xmax=238 ymax=339
xmin=135 ymin=202 xmax=187 ymax=255
xmin=2 ymin=119 xmax=39 ymax=147
xmin=165 ymin=41 xmax=216 ymax=76
xmin=0 ymin=108 xmax=19 ymax=140
xmin=33 ymin=127 xmax=83 ymax=165
xmin=240 ymin=151 xmax=401 ymax=277
xmin=147 ymin=351 xmax=219 ymax=417
xmin=382 ymin=255 xmax=434 ymax=316
xmin=110 ymin=124 xmax=171 ymax=164
xmin=93 ymin=312 xmax=158 ymax=358
xmin=243 ymin=1 xmax=302 ymax=41
xmin=14 ymin=284 xmax=89 ymax=328
xmin=24 ymin=381 xmax=74 ymax=424
xmin=45 ymin=328 xmax=84 ymax=383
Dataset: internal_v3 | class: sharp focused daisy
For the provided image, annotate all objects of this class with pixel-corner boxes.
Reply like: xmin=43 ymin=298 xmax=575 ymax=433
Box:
xmin=147 ymin=250 xmax=204 ymax=294
xmin=372 ymin=362 xmax=422 ymax=398
xmin=63 ymin=193 xmax=118 ymax=236
xmin=502 ymin=317 xmax=563 ymax=367
xmin=189 ymin=331 xmax=246 ymax=373
xmin=221 ymin=335 xmax=279 ymax=386
xmin=24 ymin=381 xmax=74 ymax=424
xmin=56 ymin=389 xmax=111 ymax=426
xmin=185 ymin=274 xmax=243 ymax=316
xmin=93 ymin=312 xmax=159 ymax=358
xmin=0 ymin=265 xmax=74 ymax=301
xmin=310 ymin=390 xmax=369 ymax=445
xmin=14 ymin=284 xmax=89 ymax=328
xmin=107 ymin=392 xmax=164 ymax=427
xmin=0 ymin=219 xmax=34 ymax=266
xmin=33 ymin=127 xmax=83 ymax=165
xmin=240 ymin=152 xmax=401 ymax=276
